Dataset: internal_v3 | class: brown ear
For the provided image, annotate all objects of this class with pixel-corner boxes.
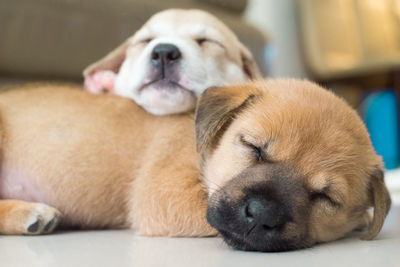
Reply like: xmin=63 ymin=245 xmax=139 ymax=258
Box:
xmin=83 ymin=39 xmax=131 ymax=78
xmin=362 ymin=168 xmax=391 ymax=240
xmin=239 ymin=43 xmax=262 ymax=79
xmin=195 ymin=85 xmax=259 ymax=154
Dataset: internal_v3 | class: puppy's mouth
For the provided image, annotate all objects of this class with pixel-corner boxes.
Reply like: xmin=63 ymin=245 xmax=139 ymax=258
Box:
xmin=144 ymin=78 xmax=184 ymax=90
xmin=218 ymin=228 xmax=301 ymax=252
xmin=139 ymin=78 xmax=192 ymax=94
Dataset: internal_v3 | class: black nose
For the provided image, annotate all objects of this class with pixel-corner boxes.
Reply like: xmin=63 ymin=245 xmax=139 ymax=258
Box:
xmin=151 ymin=43 xmax=181 ymax=67
xmin=243 ymin=196 xmax=289 ymax=230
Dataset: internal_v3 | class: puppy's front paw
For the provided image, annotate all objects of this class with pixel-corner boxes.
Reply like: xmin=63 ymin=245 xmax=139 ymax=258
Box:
xmin=23 ymin=204 xmax=61 ymax=235
xmin=0 ymin=201 xmax=61 ymax=235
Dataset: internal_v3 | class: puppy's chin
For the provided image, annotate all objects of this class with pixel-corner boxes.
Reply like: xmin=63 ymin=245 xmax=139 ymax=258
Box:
xmin=218 ymin=229 xmax=305 ymax=252
xmin=138 ymin=82 xmax=196 ymax=115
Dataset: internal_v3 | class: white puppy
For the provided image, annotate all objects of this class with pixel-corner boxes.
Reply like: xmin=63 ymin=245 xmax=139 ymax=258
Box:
xmin=83 ymin=9 xmax=262 ymax=115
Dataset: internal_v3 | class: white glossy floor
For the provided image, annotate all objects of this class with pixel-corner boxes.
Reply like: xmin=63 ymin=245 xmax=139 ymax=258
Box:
xmin=1 ymin=171 xmax=400 ymax=267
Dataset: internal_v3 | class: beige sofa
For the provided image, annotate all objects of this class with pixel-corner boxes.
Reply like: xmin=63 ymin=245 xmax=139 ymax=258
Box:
xmin=0 ymin=0 xmax=267 ymax=84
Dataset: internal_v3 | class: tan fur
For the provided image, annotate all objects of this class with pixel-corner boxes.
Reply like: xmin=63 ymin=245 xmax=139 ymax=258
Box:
xmin=0 ymin=79 xmax=391 ymax=250
xmin=0 ymin=84 xmax=215 ymax=236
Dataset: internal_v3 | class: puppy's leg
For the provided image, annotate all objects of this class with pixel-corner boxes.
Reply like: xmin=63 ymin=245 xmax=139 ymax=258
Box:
xmin=0 ymin=200 xmax=61 ymax=235
xmin=130 ymin=162 xmax=217 ymax=237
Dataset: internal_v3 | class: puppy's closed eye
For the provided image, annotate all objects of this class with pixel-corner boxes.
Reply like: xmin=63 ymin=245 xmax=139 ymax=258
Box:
xmin=138 ymin=38 xmax=153 ymax=45
xmin=310 ymin=191 xmax=340 ymax=208
xmin=239 ymin=136 xmax=273 ymax=163
xmin=195 ymin=38 xmax=225 ymax=50
xmin=196 ymin=38 xmax=209 ymax=45
xmin=248 ymin=143 xmax=264 ymax=162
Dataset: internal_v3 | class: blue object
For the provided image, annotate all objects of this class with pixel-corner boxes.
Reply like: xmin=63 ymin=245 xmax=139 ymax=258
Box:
xmin=363 ymin=90 xmax=399 ymax=169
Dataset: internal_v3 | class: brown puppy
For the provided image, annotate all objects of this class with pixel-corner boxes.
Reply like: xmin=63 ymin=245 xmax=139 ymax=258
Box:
xmin=196 ymin=80 xmax=391 ymax=251
xmin=0 ymin=79 xmax=391 ymax=252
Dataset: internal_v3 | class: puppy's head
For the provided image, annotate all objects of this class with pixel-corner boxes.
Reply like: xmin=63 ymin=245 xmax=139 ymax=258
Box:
xmin=83 ymin=9 xmax=261 ymax=115
xmin=195 ymin=79 xmax=391 ymax=252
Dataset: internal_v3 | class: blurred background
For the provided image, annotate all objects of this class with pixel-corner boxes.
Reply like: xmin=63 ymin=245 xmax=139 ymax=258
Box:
xmin=0 ymin=0 xmax=399 ymax=169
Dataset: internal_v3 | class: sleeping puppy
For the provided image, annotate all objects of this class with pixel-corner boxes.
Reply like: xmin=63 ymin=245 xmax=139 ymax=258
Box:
xmin=0 ymin=79 xmax=390 ymax=252
xmin=83 ymin=9 xmax=261 ymax=115
xmin=196 ymin=80 xmax=391 ymax=251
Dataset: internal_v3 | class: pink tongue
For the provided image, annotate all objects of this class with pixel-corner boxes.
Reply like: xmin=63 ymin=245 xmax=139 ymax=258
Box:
xmin=84 ymin=70 xmax=116 ymax=94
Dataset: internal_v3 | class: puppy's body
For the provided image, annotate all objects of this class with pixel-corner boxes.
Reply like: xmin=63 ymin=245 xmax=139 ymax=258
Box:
xmin=0 ymin=80 xmax=391 ymax=252
xmin=0 ymin=84 xmax=213 ymax=236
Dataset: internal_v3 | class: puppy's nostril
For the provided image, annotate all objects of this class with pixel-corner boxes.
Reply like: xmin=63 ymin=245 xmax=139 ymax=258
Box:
xmin=167 ymin=50 xmax=180 ymax=61
xmin=244 ymin=205 xmax=254 ymax=223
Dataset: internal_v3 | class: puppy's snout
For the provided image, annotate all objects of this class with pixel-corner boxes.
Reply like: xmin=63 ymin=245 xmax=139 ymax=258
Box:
xmin=151 ymin=43 xmax=181 ymax=67
xmin=207 ymin=165 xmax=311 ymax=251
xmin=243 ymin=197 xmax=288 ymax=230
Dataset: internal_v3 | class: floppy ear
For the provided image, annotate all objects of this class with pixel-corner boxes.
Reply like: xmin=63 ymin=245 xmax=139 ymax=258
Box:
xmin=195 ymin=85 xmax=259 ymax=154
xmin=82 ymin=39 xmax=131 ymax=94
xmin=362 ymin=167 xmax=392 ymax=240
xmin=238 ymin=43 xmax=262 ymax=80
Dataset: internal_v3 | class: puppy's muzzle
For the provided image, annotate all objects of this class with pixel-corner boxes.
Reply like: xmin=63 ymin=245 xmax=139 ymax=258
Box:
xmin=207 ymin=164 xmax=310 ymax=252
xmin=151 ymin=43 xmax=181 ymax=77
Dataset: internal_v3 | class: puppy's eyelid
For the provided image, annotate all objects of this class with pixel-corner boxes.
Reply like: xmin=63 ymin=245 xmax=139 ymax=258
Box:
xmin=252 ymin=145 xmax=263 ymax=162
xmin=195 ymin=38 xmax=226 ymax=50
xmin=138 ymin=38 xmax=153 ymax=44
xmin=195 ymin=38 xmax=209 ymax=45
xmin=310 ymin=191 xmax=341 ymax=207
xmin=239 ymin=135 xmax=273 ymax=163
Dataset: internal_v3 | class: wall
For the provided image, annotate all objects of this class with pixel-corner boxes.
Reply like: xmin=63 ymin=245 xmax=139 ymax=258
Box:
xmin=244 ymin=0 xmax=308 ymax=78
